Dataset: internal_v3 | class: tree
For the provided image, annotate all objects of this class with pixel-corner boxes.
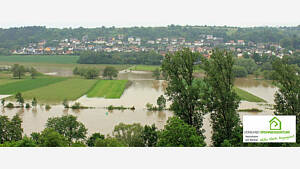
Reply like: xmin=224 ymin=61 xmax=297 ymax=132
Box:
xmin=142 ymin=124 xmax=158 ymax=147
xmin=157 ymin=117 xmax=206 ymax=147
xmin=152 ymin=68 xmax=160 ymax=80
xmin=272 ymin=58 xmax=300 ymax=143
xmin=234 ymin=58 xmax=257 ymax=74
xmin=0 ymin=115 xmax=23 ymax=144
xmin=11 ymin=64 xmax=26 ymax=79
xmin=156 ymin=95 xmax=166 ymax=110
xmin=32 ymin=97 xmax=37 ymax=107
xmin=38 ymin=128 xmax=68 ymax=147
xmin=86 ymin=133 xmax=105 ymax=147
xmin=113 ymin=123 xmax=144 ymax=147
xmin=103 ymin=66 xmax=118 ymax=80
xmin=1 ymin=99 xmax=4 ymax=107
xmin=253 ymin=70 xmax=260 ymax=79
xmin=62 ymin=99 xmax=69 ymax=108
xmin=30 ymin=67 xmax=39 ymax=79
xmin=233 ymin=65 xmax=247 ymax=77
xmin=14 ymin=136 xmax=37 ymax=147
xmin=46 ymin=115 xmax=87 ymax=144
xmin=202 ymin=49 xmax=241 ymax=146
xmin=84 ymin=67 xmax=99 ymax=79
xmin=161 ymin=48 xmax=205 ymax=134
xmin=15 ymin=92 xmax=24 ymax=107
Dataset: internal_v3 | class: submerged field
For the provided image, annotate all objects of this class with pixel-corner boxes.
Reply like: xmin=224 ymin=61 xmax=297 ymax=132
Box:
xmin=87 ymin=80 xmax=128 ymax=99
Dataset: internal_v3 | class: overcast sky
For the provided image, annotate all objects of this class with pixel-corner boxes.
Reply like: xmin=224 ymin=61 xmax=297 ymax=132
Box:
xmin=0 ymin=0 xmax=299 ymax=28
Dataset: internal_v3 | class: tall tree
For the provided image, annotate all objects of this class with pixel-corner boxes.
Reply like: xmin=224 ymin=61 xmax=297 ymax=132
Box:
xmin=272 ymin=58 xmax=300 ymax=143
xmin=202 ymin=49 xmax=241 ymax=146
xmin=161 ymin=48 xmax=205 ymax=134
xmin=113 ymin=123 xmax=144 ymax=147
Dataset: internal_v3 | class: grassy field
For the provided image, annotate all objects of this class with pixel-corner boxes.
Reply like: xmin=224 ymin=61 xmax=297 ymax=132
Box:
xmin=0 ymin=77 xmax=67 ymax=94
xmin=0 ymin=55 xmax=79 ymax=64
xmin=87 ymin=80 xmax=128 ymax=98
xmin=20 ymin=78 xmax=98 ymax=104
xmin=234 ymin=87 xmax=266 ymax=102
xmin=129 ymin=65 xmax=160 ymax=72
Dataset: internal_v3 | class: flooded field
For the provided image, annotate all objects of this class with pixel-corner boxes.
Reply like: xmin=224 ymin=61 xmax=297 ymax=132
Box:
xmin=0 ymin=70 xmax=278 ymax=145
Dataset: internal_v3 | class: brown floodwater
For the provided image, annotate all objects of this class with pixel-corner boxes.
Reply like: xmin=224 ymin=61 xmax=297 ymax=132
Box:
xmin=0 ymin=71 xmax=277 ymax=146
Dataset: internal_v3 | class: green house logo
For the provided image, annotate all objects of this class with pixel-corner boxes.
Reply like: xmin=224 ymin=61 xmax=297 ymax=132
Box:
xmin=269 ymin=117 xmax=281 ymax=130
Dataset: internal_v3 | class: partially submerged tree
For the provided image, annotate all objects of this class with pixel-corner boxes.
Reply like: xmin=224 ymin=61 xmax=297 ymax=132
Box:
xmin=157 ymin=95 xmax=166 ymax=110
xmin=15 ymin=92 xmax=24 ymax=107
xmin=161 ymin=48 xmax=205 ymax=134
xmin=152 ymin=68 xmax=160 ymax=80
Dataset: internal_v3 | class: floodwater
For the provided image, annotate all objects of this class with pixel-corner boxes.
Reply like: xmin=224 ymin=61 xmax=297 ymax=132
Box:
xmin=0 ymin=70 xmax=277 ymax=146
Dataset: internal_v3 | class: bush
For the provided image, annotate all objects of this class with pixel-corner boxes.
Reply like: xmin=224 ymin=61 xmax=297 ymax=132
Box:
xmin=45 ymin=105 xmax=51 ymax=110
xmin=6 ymin=103 xmax=14 ymax=108
xmin=25 ymin=103 xmax=31 ymax=109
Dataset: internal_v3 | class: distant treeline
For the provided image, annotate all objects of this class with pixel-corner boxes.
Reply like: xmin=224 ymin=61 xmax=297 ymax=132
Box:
xmin=76 ymin=51 xmax=163 ymax=65
xmin=0 ymin=25 xmax=300 ymax=50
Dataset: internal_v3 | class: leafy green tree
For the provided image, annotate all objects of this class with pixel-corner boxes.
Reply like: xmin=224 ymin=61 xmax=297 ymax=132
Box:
xmin=30 ymin=67 xmax=39 ymax=79
xmin=94 ymin=137 xmax=126 ymax=147
xmin=142 ymin=124 xmax=158 ymax=147
xmin=234 ymin=58 xmax=257 ymax=74
xmin=86 ymin=133 xmax=105 ymax=147
xmin=46 ymin=115 xmax=88 ymax=144
xmin=103 ymin=66 xmax=118 ymax=80
xmin=84 ymin=67 xmax=99 ymax=79
xmin=272 ymin=58 xmax=300 ymax=143
xmin=253 ymin=70 xmax=261 ymax=79
xmin=161 ymin=48 xmax=205 ymax=134
xmin=11 ymin=64 xmax=26 ymax=79
xmin=0 ymin=115 xmax=23 ymax=144
xmin=157 ymin=117 xmax=206 ymax=147
xmin=113 ymin=123 xmax=144 ymax=147
xmin=32 ymin=97 xmax=37 ymax=107
xmin=38 ymin=128 xmax=68 ymax=147
xmin=152 ymin=68 xmax=160 ymax=80
xmin=202 ymin=49 xmax=241 ymax=146
xmin=15 ymin=92 xmax=24 ymax=107
xmin=157 ymin=95 xmax=166 ymax=110
xmin=233 ymin=65 xmax=247 ymax=77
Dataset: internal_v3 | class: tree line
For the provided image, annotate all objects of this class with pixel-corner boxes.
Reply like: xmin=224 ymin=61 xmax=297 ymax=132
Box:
xmin=76 ymin=51 xmax=163 ymax=65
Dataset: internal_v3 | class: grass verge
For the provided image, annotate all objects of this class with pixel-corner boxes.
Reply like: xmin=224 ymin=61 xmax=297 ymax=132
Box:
xmin=234 ymin=87 xmax=266 ymax=102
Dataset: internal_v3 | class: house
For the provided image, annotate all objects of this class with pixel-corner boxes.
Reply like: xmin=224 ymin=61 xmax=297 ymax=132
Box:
xmin=269 ymin=117 xmax=281 ymax=130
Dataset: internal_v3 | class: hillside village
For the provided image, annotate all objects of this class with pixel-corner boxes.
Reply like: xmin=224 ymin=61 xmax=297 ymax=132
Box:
xmin=12 ymin=34 xmax=292 ymax=59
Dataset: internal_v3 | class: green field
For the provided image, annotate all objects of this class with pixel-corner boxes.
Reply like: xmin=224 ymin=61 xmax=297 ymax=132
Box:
xmin=87 ymin=80 xmax=128 ymax=98
xmin=234 ymin=87 xmax=266 ymax=102
xmin=129 ymin=65 xmax=160 ymax=72
xmin=0 ymin=55 xmax=79 ymax=64
xmin=0 ymin=77 xmax=67 ymax=94
xmin=20 ymin=78 xmax=98 ymax=103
